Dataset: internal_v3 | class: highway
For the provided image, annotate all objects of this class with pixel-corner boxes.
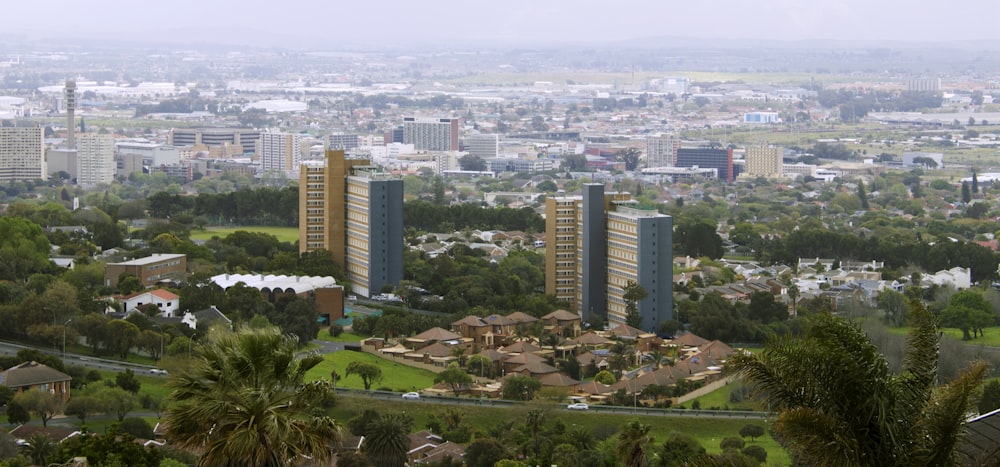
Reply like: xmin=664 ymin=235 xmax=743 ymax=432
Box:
xmin=334 ymin=387 xmax=768 ymax=420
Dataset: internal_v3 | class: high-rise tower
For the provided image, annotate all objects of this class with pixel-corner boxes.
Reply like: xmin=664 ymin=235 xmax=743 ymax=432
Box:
xmin=299 ymin=150 xmax=403 ymax=298
xmin=64 ymin=80 xmax=77 ymax=149
xmin=545 ymin=184 xmax=673 ymax=331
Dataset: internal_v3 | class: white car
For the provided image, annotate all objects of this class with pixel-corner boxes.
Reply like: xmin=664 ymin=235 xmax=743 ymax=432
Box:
xmin=401 ymin=392 xmax=420 ymax=400
xmin=150 ymin=369 xmax=168 ymax=375
xmin=566 ymin=403 xmax=589 ymax=411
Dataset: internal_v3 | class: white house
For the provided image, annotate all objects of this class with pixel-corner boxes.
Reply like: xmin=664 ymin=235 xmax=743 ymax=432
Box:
xmin=117 ymin=289 xmax=181 ymax=317
xmin=926 ymin=267 xmax=972 ymax=290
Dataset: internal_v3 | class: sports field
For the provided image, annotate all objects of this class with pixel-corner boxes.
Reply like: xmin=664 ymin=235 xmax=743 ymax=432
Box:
xmin=189 ymin=226 xmax=299 ymax=244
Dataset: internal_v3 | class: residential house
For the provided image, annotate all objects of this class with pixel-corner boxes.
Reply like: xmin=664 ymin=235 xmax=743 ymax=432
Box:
xmin=1 ymin=361 xmax=72 ymax=401
xmin=116 ymin=289 xmax=180 ymax=317
xmin=541 ymin=309 xmax=582 ymax=336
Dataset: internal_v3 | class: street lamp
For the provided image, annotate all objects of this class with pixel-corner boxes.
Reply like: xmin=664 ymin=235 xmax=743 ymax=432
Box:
xmin=152 ymin=324 xmax=164 ymax=361
xmin=62 ymin=318 xmax=73 ymax=359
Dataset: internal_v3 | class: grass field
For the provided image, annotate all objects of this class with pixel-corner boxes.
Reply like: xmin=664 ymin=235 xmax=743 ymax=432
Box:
xmin=332 ymin=395 xmax=789 ymax=465
xmin=316 ymin=331 xmax=367 ymax=343
xmin=889 ymin=325 xmax=1000 ymax=347
xmin=189 ymin=226 xmax=299 ymax=244
xmin=305 ymin=349 xmax=438 ymax=393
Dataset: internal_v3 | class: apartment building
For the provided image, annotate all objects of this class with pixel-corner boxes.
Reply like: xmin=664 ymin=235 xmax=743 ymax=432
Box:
xmin=259 ymin=131 xmax=304 ymax=172
xmin=464 ymin=133 xmax=499 ymax=159
xmin=645 ymin=134 xmax=680 ymax=168
xmin=0 ymin=126 xmax=45 ymax=182
xmin=546 ymin=184 xmax=673 ymax=332
xmin=743 ymin=145 xmax=783 ymax=178
xmin=76 ymin=133 xmax=116 ymax=187
xmin=299 ymin=150 xmax=403 ymax=298
xmin=402 ymin=117 xmax=460 ymax=151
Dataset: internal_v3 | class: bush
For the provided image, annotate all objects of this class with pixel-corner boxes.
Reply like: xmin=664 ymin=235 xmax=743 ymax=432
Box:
xmin=742 ymin=445 xmax=767 ymax=463
xmin=729 ymin=384 xmax=752 ymax=403
xmin=720 ymin=436 xmax=745 ymax=451
xmin=117 ymin=417 xmax=154 ymax=439
xmin=329 ymin=324 xmax=344 ymax=337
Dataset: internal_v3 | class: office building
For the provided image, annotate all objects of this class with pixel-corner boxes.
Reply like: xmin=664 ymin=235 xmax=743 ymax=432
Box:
xmin=908 ymin=78 xmax=941 ymax=92
xmin=116 ymin=142 xmax=181 ymax=179
xmin=168 ymin=128 xmax=260 ymax=155
xmin=299 ymin=150 xmax=403 ymax=298
xmin=676 ymin=147 xmax=735 ymax=182
xmin=329 ymin=133 xmax=360 ymax=150
xmin=464 ymin=134 xmax=499 ymax=159
xmin=402 ymin=117 xmax=460 ymax=151
xmin=259 ymin=131 xmax=304 ymax=172
xmin=744 ymin=112 xmax=781 ymax=124
xmin=0 ymin=126 xmax=45 ymax=182
xmin=47 ymin=148 xmax=77 ymax=180
xmin=744 ymin=145 xmax=783 ymax=178
xmin=546 ymin=184 xmax=673 ymax=332
xmin=105 ymin=253 xmax=187 ymax=288
xmin=645 ymin=135 xmax=680 ymax=168
xmin=76 ymin=133 xmax=116 ymax=187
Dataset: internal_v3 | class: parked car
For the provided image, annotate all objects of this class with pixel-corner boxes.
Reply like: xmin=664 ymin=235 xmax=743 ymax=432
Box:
xmin=566 ymin=403 xmax=589 ymax=411
xmin=401 ymin=392 xmax=421 ymax=400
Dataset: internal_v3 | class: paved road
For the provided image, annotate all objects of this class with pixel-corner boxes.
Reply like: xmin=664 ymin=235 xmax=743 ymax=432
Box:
xmin=335 ymin=387 xmax=768 ymax=420
xmin=0 ymin=340 xmax=165 ymax=376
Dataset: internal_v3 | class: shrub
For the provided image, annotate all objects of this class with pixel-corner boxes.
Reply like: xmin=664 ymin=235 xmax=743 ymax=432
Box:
xmin=329 ymin=324 xmax=344 ymax=337
xmin=720 ymin=436 xmax=745 ymax=451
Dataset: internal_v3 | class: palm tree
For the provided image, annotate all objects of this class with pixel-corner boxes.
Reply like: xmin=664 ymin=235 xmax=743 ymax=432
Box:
xmin=525 ymin=408 xmax=546 ymax=455
xmin=363 ymin=412 xmax=412 ymax=467
xmin=21 ymin=433 xmax=56 ymax=466
xmin=164 ymin=326 xmax=343 ymax=467
xmin=728 ymin=302 xmax=986 ymax=466
xmin=616 ymin=419 xmax=653 ymax=467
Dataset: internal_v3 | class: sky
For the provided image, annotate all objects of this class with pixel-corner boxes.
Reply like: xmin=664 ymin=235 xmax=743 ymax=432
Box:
xmin=4 ymin=0 xmax=1000 ymax=47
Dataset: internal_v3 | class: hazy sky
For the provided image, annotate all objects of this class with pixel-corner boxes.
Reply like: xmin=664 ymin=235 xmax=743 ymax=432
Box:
xmin=5 ymin=0 xmax=1000 ymax=47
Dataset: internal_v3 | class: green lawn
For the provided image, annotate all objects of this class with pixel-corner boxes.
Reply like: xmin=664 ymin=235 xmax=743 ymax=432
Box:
xmin=305 ymin=350 xmax=438 ymax=393
xmin=315 ymin=330 xmax=366 ymax=343
xmin=189 ymin=226 xmax=299 ymax=244
xmin=683 ymin=380 xmax=762 ymax=412
xmin=888 ymin=325 xmax=1000 ymax=347
xmin=331 ymin=396 xmax=788 ymax=465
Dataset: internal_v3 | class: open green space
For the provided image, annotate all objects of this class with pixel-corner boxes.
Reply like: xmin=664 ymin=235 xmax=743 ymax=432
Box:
xmin=189 ymin=226 xmax=299 ymax=244
xmin=889 ymin=325 xmax=1000 ymax=347
xmin=316 ymin=330 xmax=366 ymax=343
xmin=305 ymin=350 xmax=437 ymax=393
xmin=683 ymin=381 xmax=761 ymax=412
xmin=332 ymin=396 xmax=788 ymax=464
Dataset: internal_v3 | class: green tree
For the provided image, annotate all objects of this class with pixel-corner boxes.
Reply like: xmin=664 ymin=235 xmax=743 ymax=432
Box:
xmin=857 ymin=180 xmax=870 ymax=210
xmin=525 ymin=408 xmax=546 ymax=456
xmin=96 ymin=386 xmax=137 ymax=421
xmin=362 ymin=412 xmax=412 ymax=467
xmin=877 ymin=289 xmax=908 ymax=327
xmin=978 ymin=380 xmax=1000 ymax=414
xmin=617 ymin=419 xmax=654 ymax=467
xmin=115 ymin=368 xmax=141 ymax=394
xmin=434 ymin=362 xmax=473 ymax=397
xmin=106 ymin=320 xmax=141 ymax=359
xmin=6 ymin=400 xmax=30 ymax=425
xmin=594 ymin=370 xmax=617 ymax=385
xmin=961 ymin=181 xmax=972 ymax=203
xmin=501 ymin=375 xmax=542 ymax=401
xmin=345 ymin=361 xmax=383 ymax=390
xmin=739 ymin=424 xmax=765 ymax=442
xmin=64 ymin=395 xmax=105 ymax=425
xmin=657 ymin=432 xmax=705 ymax=466
xmin=14 ymin=389 xmax=64 ymax=427
xmin=940 ymin=289 xmax=995 ymax=340
xmin=464 ymin=438 xmax=509 ymax=467
xmin=164 ymin=326 xmax=342 ymax=467
xmin=623 ymin=281 xmax=648 ymax=329
xmin=728 ymin=303 xmax=987 ymax=466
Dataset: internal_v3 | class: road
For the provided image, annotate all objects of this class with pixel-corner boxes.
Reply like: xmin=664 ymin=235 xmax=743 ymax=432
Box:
xmin=334 ymin=387 xmax=768 ymax=420
xmin=0 ymin=340 xmax=164 ymax=376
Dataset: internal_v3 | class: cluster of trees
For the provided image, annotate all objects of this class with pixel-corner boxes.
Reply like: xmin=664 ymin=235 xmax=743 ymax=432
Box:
xmin=146 ymin=186 xmax=299 ymax=226
xmin=818 ymin=88 xmax=942 ymax=121
xmin=402 ymin=200 xmax=545 ymax=233
xmin=338 ymin=404 xmax=767 ymax=467
xmin=676 ymin=291 xmax=799 ymax=344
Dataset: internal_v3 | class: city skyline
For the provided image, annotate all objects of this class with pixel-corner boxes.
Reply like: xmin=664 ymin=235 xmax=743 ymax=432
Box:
xmin=4 ymin=0 xmax=1000 ymax=48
